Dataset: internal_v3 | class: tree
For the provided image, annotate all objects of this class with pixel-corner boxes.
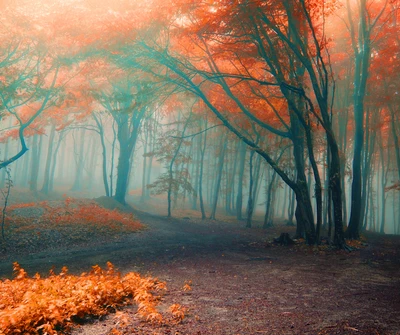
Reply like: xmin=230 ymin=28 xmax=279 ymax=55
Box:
xmin=147 ymin=110 xmax=195 ymax=217
xmin=0 ymin=0 xmax=99 ymax=172
xmin=92 ymin=67 xmax=157 ymax=204
xmin=0 ymin=50 xmax=61 ymax=170
xmin=345 ymin=0 xmax=392 ymax=239
xmin=126 ymin=0 xmax=346 ymax=246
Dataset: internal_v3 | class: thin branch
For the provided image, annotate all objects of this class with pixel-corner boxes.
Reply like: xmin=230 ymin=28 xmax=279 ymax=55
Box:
xmin=169 ymin=124 xmax=224 ymax=139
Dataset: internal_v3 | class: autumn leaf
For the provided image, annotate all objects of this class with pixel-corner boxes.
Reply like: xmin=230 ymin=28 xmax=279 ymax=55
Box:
xmin=0 ymin=263 xmax=171 ymax=334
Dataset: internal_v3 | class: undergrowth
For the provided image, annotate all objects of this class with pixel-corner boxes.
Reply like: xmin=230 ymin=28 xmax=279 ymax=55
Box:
xmin=0 ymin=262 xmax=184 ymax=334
xmin=7 ymin=197 xmax=143 ymax=233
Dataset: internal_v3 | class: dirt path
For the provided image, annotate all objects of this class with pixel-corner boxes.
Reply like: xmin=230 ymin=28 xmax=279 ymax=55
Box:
xmin=0 ymin=208 xmax=399 ymax=335
xmin=0 ymin=210 xmax=267 ymax=277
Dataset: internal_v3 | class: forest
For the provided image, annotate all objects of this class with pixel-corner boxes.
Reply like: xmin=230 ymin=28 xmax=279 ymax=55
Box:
xmin=0 ymin=0 xmax=399 ymax=334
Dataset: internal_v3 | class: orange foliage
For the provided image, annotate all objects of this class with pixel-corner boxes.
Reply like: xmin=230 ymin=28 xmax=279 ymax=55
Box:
xmin=168 ymin=303 xmax=186 ymax=323
xmin=7 ymin=203 xmax=37 ymax=210
xmin=182 ymin=280 xmax=192 ymax=291
xmin=0 ymin=262 xmax=168 ymax=334
xmin=9 ymin=198 xmax=143 ymax=233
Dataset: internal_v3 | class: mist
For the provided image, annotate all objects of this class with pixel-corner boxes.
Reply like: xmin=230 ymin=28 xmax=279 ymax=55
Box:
xmin=0 ymin=0 xmax=399 ymax=334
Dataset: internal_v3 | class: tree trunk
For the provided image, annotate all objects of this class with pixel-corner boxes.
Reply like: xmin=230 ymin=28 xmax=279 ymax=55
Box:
xmin=246 ymin=150 xmax=256 ymax=228
xmin=41 ymin=124 xmax=56 ymax=194
xmin=192 ymin=134 xmax=201 ymax=210
xmin=199 ymin=125 xmax=207 ymax=219
xmin=236 ymin=141 xmax=246 ymax=220
xmin=49 ymin=131 xmax=65 ymax=192
xmin=0 ymin=137 xmax=10 ymax=188
xmin=359 ymin=109 xmax=377 ymax=230
xmin=93 ymin=114 xmax=110 ymax=197
xmin=287 ymin=177 xmax=296 ymax=226
xmin=115 ymin=118 xmax=133 ymax=204
xmin=110 ymin=120 xmax=117 ymax=197
xmin=71 ymin=129 xmax=86 ymax=192
xmin=86 ymin=136 xmax=98 ymax=190
xmin=379 ymin=135 xmax=389 ymax=234
xmin=29 ymin=134 xmax=42 ymax=192
xmin=291 ymin=115 xmax=316 ymax=244
xmin=141 ymin=126 xmax=149 ymax=202
xmin=327 ymin=135 xmax=346 ymax=247
xmin=57 ymin=135 xmax=66 ymax=182
xmin=115 ymin=145 xmax=131 ymax=204
xmin=263 ymin=167 xmax=277 ymax=228
xmin=210 ymin=134 xmax=227 ymax=220
xmin=347 ymin=4 xmax=371 ymax=239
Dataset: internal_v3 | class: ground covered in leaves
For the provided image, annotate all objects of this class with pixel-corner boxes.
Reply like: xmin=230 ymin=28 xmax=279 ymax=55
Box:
xmin=0 ymin=190 xmax=399 ymax=335
xmin=0 ymin=191 xmax=143 ymax=258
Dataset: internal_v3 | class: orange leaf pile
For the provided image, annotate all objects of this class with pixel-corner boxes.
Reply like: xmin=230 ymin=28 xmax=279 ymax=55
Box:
xmin=168 ymin=303 xmax=186 ymax=323
xmin=7 ymin=203 xmax=37 ymax=210
xmin=9 ymin=197 xmax=143 ymax=233
xmin=182 ymin=280 xmax=192 ymax=291
xmin=0 ymin=262 xmax=166 ymax=334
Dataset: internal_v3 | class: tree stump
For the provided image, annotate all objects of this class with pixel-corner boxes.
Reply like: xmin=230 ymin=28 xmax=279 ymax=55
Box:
xmin=273 ymin=233 xmax=295 ymax=246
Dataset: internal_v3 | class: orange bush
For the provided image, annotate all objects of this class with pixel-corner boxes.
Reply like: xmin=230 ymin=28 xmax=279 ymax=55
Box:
xmin=7 ymin=202 xmax=37 ymax=210
xmin=9 ymin=197 xmax=143 ymax=233
xmin=45 ymin=199 xmax=143 ymax=232
xmin=0 ymin=262 xmax=167 ymax=334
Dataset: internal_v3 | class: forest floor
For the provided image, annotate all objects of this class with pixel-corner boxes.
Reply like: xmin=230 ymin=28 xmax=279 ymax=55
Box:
xmin=0 ymin=190 xmax=399 ymax=335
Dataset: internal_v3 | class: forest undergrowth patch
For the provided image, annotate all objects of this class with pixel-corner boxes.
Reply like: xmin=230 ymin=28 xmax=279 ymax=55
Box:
xmin=0 ymin=197 xmax=143 ymax=258
xmin=0 ymin=262 xmax=184 ymax=334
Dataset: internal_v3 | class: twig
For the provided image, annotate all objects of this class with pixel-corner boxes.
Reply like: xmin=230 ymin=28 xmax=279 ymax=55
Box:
xmin=169 ymin=124 xmax=224 ymax=139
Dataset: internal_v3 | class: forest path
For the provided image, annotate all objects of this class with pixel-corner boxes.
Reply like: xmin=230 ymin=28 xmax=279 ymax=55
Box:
xmin=0 ymin=208 xmax=268 ymax=278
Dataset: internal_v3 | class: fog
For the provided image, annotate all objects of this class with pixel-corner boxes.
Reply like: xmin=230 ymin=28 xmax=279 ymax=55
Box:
xmin=0 ymin=0 xmax=399 ymax=244
xmin=1 ymin=107 xmax=399 ymax=235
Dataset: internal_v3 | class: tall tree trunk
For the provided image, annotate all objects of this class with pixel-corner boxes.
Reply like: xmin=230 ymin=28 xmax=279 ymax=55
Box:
xmin=252 ymin=155 xmax=263 ymax=210
xmin=86 ymin=136 xmax=98 ymax=190
xmin=21 ymin=139 xmax=31 ymax=187
xmin=236 ymin=141 xmax=246 ymax=220
xmin=389 ymin=107 xmax=400 ymax=181
xmin=29 ymin=134 xmax=42 ymax=192
xmin=141 ymin=126 xmax=149 ymax=202
xmin=347 ymin=0 xmax=371 ymax=239
xmin=115 ymin=143 xmax=131 ymax=204
xmin=110 ymin=120 xmax=117 ymax=197
xmin=198 ymin=124 xmax=207 ymax=219
xmin=327 ymin=135 xmax=345 ymax=247
xmin=263 ymin=167 xmax=278 ymax=228
xmin=339 ymin=108 xmax=349 ymax=227
xmin=0 ymin=137 xmax=10 ymax=188
xmin=359 ymin=109 xmax=377 ymax=230
xmin=287 ymin=172 xmax=296 ymax=226
xmin=281 ymin=183 xmax=288 ymax=219
xmin=115 ymin=117 xmax=135 ymax=204
xmin=71 ymin=129 xmax=86 ymax=192
xmin=93 ymin=114 xmax=110 ymax=197
xmin=57 ymin=135 xmax=66 ymax=182
xmin=192 ymin=134 xmax=201 ymax=209
xmin=246 ymin=150 xmax=256 ymax=228
xmin=49 ymin=131 xmax=65 ymax=192
xmin=166 ymin=114 xmax=190 ymax=217
xmin=13 ymin=141 xmax=21 ymax=186
xmin=230 ymin=142 xmax=239 ymax=214
xmin=379 ymin=135 xmax=389 ymax=234
xmin=1 ymin=118 xmax=11 ymax=187
xmin=41 ymin=124 xmax=56 ymax=194
xmin=291 ymin=114 xmax=316 ymax=244
xmin=210 ymin=134 xmax=227 ymax=220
